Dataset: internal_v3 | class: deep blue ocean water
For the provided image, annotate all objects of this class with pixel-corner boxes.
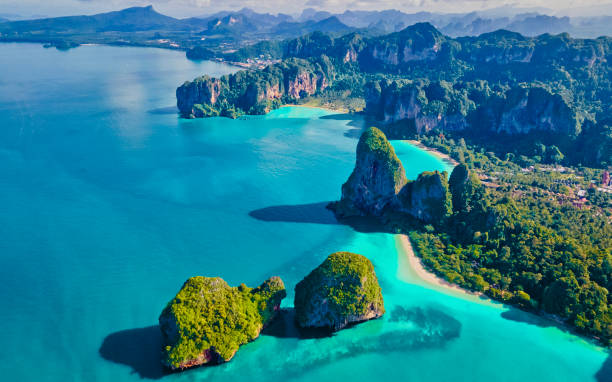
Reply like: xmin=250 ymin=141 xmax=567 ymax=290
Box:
xmin=0 ymin=43 xmax=609 ymax=382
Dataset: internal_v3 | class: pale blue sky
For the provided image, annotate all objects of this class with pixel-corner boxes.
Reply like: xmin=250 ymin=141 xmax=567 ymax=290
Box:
xmin=1 ymin=0 xmax=611 ymax=19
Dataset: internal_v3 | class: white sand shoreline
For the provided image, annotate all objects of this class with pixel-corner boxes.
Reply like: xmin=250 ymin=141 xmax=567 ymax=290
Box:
xmin=405 ymin=139 xmax=459 ymax=167
xmin=396 ymin=234 xmax=493 ymax=304
xmin=281 ymin=103 xmax=348 ymax=114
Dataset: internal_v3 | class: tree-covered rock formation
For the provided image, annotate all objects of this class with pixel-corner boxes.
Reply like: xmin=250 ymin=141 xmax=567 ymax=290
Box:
xmin=364 ymin=79 xmax=473 ymax=133
xmin=398 ymin=170 xmax=452 ymax=224
xmin=448 ymin=163 xmax=484 ymax=214
xmin=331 ymin=127 xmax=407 ymax=217
xmin=159 ymin=276 xmax=286 ymax=370
xmin=181 ymin=22 xmax=611 ymax=167
xmin=294 ymin=252 xmax=385 ymax=330
xmin=176 ymin=57 xmax=334 ymax=118
xmin=330 ymin=127 xmax=452 ymax=226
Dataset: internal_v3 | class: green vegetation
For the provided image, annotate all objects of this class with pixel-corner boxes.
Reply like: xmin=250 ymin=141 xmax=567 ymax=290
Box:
xmin=159 ymin=276 xmax=286 ymax=369
xmin=177 ymin=56 xmax=334 ymax=118
xmin=332 ymin=127 xmax=408 ymax=218
xmin=406 ymin=170 xmax=453 ymax=224
xmin=356 ymin=127 xmax=406 ymax=188
xmin=294 ymin=252 xmax=385 ymax=330
xmin=372 ymin=133 xmax=611 ymax=346
xmin=179 ymin=22 xmax=611 ymax=168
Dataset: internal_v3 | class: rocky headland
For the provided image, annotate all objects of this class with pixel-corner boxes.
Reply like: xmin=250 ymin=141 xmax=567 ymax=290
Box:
xmin=329 ymin=127 xmax=452 ymax=226
xmin=176 ymin=57 xmax=333 ymax=118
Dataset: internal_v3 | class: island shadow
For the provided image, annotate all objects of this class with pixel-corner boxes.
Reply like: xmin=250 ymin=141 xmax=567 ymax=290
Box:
xmin=596 ymin=354 xmax=612 ymax=382
xmin=262 ymin=308 xmax=334 ymax=339
xmin=500 ymin=307 xmax=592 ymax=340
xmin=248 ymin=201 xmax=390 ymax=234
xmin=499 ymin=307 xmax=561 ymax=329
xmin=99 ymin=325 xmax=167 ymax=380
xmin=148 ymin=106 xmax=179 ymax=115
xmin=320 ymin=112 xmax=363 ymax=124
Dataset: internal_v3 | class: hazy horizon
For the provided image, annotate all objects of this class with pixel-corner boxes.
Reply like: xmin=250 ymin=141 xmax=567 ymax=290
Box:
xmin=1 ymin=0 xmax=612 ymax=20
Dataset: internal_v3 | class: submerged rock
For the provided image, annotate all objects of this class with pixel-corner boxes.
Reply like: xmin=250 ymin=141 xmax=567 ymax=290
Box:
xmin=294 ymin=252 xmax=385 ymax=331
xmin=159 ymin=276 xmax=286 ymax=370
xmin=331 ymin=127 xmax=407 ymax=217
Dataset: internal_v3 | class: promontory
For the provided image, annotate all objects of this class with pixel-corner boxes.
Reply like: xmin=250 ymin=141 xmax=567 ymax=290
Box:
xmin=329 ymin=126 xmax=452 ymax=226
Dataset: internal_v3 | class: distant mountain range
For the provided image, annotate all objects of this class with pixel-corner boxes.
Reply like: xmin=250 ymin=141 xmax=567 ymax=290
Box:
xmin=200 ymin=6 xmax=612 ymax=38
xmin=0 ymin=5 xmax=610 ymax=53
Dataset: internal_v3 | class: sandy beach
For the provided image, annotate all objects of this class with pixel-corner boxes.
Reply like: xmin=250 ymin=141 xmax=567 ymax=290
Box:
xmin=282 ymin=103 xmax=350 ymax=114
xmin=396 ymin=234 xmax=491 ymax=304
xmin=405 ymin=140 xmax=459 ymax=167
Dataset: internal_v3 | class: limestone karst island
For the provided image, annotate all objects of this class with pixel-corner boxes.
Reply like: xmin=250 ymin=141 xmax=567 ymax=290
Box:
xmin=0 ymin=2 xmax=610 ymax=382
xmin=159 ymin=252 xmax=385 ymax=370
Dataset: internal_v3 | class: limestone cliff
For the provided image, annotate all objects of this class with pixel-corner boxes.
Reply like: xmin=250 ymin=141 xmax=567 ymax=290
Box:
xmin=331 ymin=127 xmax=407 ymax=217
xmin=484 ymin=86 xmax=581 ymax=136
xmin=176 ymin=76 xmax=222 ymax=117
xmin=398 ymin=171 xmax=452 ymax=224
xmin=159 ymin=276 xmax=286 ymax=370
xmin=176 ymin=57 xmax=332 ymax=118
xmin=364 ymin=80 xmax=470 ymax=134
xmin=359 ymin=23 xmax=447 ymax=70
xmin=330 ymin=128 xmax=452 ymax=226
xmin=294 ymin=252 xmax=385 ymax=331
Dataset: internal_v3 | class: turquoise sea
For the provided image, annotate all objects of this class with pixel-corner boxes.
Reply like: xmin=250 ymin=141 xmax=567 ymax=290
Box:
xmin=0 ymin=43 xmax=609 ymax=381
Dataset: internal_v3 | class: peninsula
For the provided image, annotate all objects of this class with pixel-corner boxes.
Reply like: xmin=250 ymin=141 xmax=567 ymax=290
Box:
xmin=329 ymin=127 xmax=611 ymax=347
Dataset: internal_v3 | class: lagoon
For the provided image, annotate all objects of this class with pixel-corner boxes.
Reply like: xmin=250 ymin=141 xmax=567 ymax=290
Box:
xmin=0 ymin=43 xmax=609 ymax=382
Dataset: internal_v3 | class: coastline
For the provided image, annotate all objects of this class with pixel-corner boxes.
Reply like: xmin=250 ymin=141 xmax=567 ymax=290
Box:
xmin=395 ymin=234 xmax=491 ymax=304
xmin=282 ymin=102 xmax=349 ymax=114
xmin=405 ymin=139 xmax=459 ymax=167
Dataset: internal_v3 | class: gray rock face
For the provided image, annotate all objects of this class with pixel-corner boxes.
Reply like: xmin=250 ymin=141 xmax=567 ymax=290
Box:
xmin=330 ymin=128 xmax=452 ymax=226
xmin=398 ymin=171 xmax=452 ymax=224
xmin=176 ymin=76 xmax=222 ymax=117
xmin=333 ymin=127 xmax=407 ymax=217
xmin=364 ymin=81 xmax=468 ymax=134
xmin=294 ymin=252 xmax=385 ymax=331
xmin=491 ymin=86 xmax=580 ymax=136
xmin=176 ymin=58 xmax=332 ymax=118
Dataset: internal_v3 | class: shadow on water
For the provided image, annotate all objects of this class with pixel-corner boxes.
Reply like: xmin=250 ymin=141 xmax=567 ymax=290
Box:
xmin=319 ymin=113 xmax=367 ymax=137
xmin=99 ymin=325 xmax=167 ymax=380
xmin=500 ymin=307 xmax=604 ymax=343
xmin=99 ymin=306 xmax=461 ymax=379
xmin=262 ymin=308 xmax=334 ymax=339
xmin=596 ymin=354 xmax=612 ymax=382
xmin=269 ymin=306 xmax=462 ymax=379
xmin=148 ymin=106 xmax=178 ymax=115
xmin=249 ymin=202 xmax=338 ymax=225
xmin=248 ymin=202 xmax=390 ymax=234
xmin=500 ymin=307 xmax=561 ymax=329
xmin=263 ymin=306 xmax=462 ymax=346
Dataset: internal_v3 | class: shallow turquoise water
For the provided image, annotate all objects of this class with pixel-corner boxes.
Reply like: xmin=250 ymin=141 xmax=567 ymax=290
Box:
xmin=0 ymin=43 xmax=609 ymax=382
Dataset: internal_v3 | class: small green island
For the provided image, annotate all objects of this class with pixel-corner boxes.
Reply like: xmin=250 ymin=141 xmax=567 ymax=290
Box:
xmin=294 ymin=252 xmax=385 ymax=331
xmin=159 ymin=276 xmax=286 ymax=370
xmin=159 ymin=252 xmax=384 ymax=371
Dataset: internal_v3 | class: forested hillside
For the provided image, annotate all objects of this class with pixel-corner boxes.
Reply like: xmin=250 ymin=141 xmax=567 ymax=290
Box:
xmin=178 ymin=23 xmax=611 ymax=168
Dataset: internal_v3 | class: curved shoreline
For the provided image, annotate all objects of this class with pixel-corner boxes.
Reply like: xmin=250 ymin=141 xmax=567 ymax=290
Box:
xmin=395 ymin=234 xmax=496 ymax=305
xmin=281 ymin=103 xmax=348 ymax=114
xmin=404 ymin=140 xmax=459 ymax=167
